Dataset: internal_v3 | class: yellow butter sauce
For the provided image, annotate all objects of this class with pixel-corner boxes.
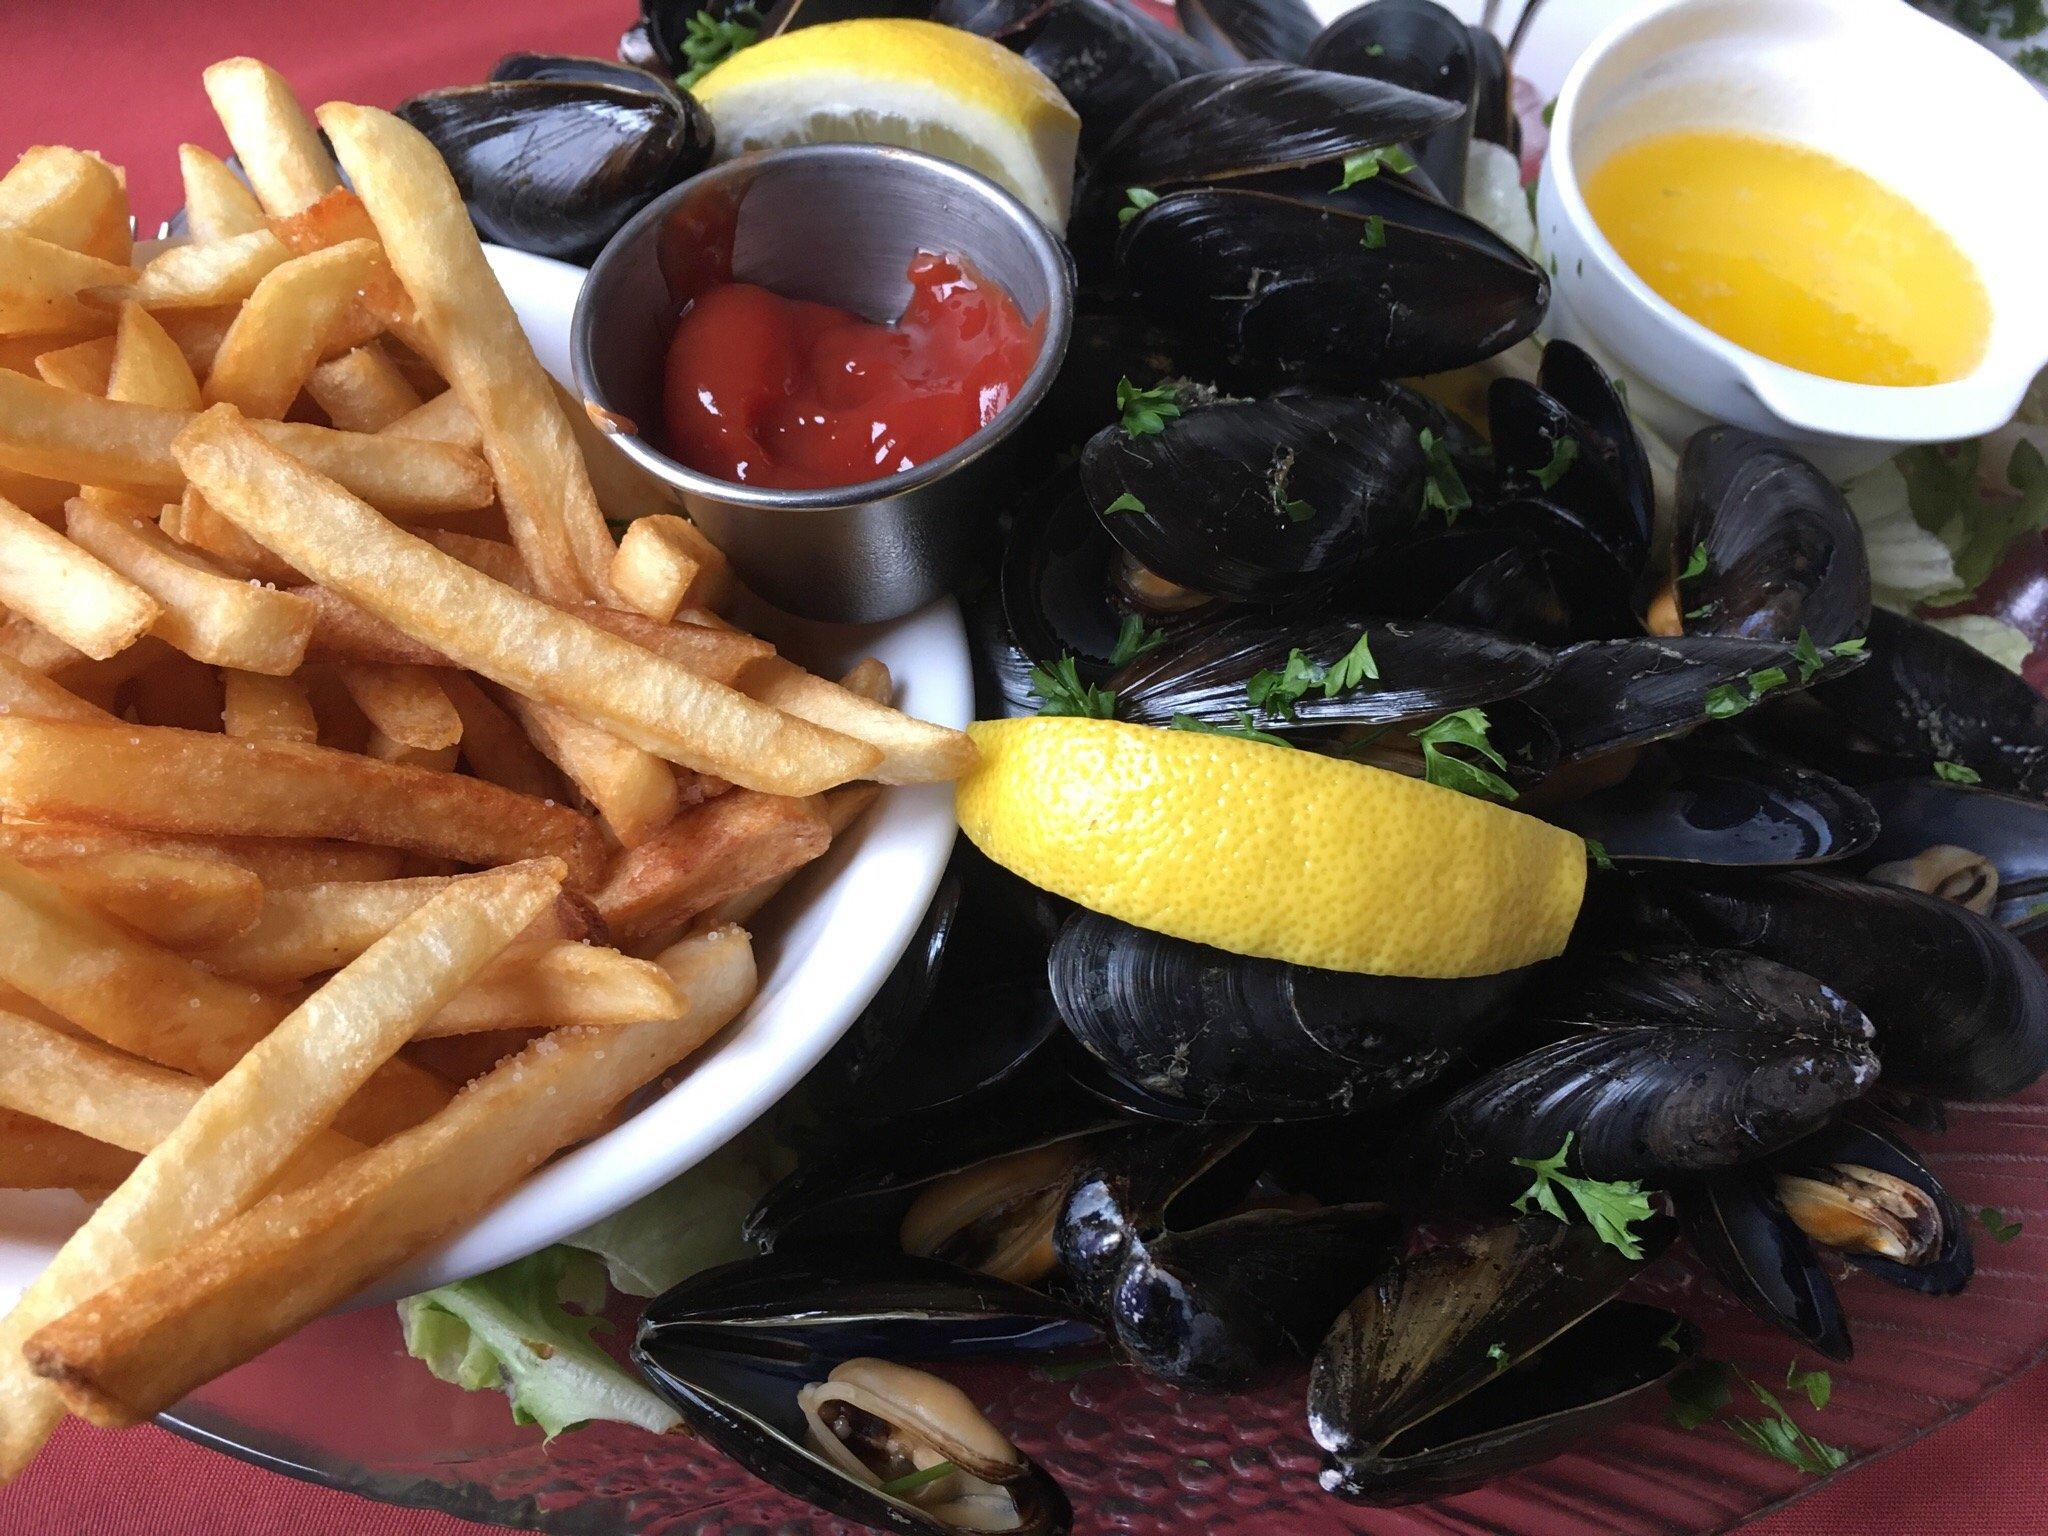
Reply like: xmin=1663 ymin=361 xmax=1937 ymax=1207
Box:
xmin=1582 ymin=128 xmax=1989 ymax=387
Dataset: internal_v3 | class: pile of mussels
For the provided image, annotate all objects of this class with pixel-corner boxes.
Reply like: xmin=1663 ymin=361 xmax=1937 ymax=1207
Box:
xmin=409 ymin=0 xmax=2048 ymax=1528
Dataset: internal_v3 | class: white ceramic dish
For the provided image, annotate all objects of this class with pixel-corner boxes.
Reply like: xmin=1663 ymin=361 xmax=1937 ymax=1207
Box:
xmin=1538 ymin=0 xmax=2048 ymax=476
xmin=0 ymin=245 xmax=973 ymax=1308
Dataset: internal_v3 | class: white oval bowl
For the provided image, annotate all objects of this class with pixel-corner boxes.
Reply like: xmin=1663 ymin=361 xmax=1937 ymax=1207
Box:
xmin=0 ymin=245 xmax=971 ymax=1308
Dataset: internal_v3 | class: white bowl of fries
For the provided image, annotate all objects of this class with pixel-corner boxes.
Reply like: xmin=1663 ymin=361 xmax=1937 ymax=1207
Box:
xmin=0 ymin=57 xmax=975 ymax=1472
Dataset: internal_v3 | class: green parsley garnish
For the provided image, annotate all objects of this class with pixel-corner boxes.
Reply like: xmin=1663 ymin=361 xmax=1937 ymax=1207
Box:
xmin=1657 ymin=1321 xmax=1685 ymax=1353
xmin=1680 ymin=542 xmax=1710 ymax=581
xmin=1359 ymin=214 xmax=1387 ymax=249
xmin=1415 ymin=707 xmax=1516 ymax=801
xmin=1115 ymin=377 xmax=1181 ymax=437
xmin=675 ymin=6 xmax=761 ymax=88
xmin=1102 ymin=491 xmax=1146 ymax=515
xmin=1703 ymin=683 xmax=1751 ymax=720
xmin=1585 ymin=838 xmax=1614 ymax=871
xmin=1108 ymin=614 xmax=1164 ymax=667
xmin=1785 ymin=1361 xmax=1832 ymax=1411
xmin=1944 ymin=0 xmax=2047 ymax=42
xmin=1170 ymin=711 xmax=1290 ymax=747
xmin=1486 ymin=1342 xmax=1508 ymax=1370
xmin=2016 ymin=43 xmax=2048 ymax=80
xmin=1364 ymin=41 xmax=1386 ymax=54
xmin=1935 ymin=759 xmax=1983 ymax=785
xmin=1979 ymin=1205 xmax=2023 ymax=1242
xmin=1247 ymin=648 xmax=1324 ymax=718
xmin=1791 ymin=628 xmax=1865 ymax=683
xmin=879 ymin=1461 xmax=958 ymax=1498
xmin=1703 ymin=652 xmax=1809 ymax=720
xmin=1028 ymin=655 xmax=1116 ymax=719
xmin=1541 ymin=98 xmax=1559 ymax=128
xmin=1530 ymin=436 xmax=1579 ymax=491
xmin=1275 ymin=492 xmax=1316 ymax=523
xmin=1669 ymin=1359 xmax=1847 ymax=1475
xmin=1726 ymin=1375 xmax=1848 ymax=1476
xmin=1333 ymin=145 xmax=1418 ymax=192
xmin=1667 ymin=1359 xmax=1733 ymax=1430
xmin=1511 ymin=1131 xmax=1655 ymax=1259
xmin=1118 ymin=187 xmax=1160 ymax=226
xmin=1322 ymin=630 xmax=1379 ymax=694
xmin=1418 ymin=428 xmax=1471 ymax=522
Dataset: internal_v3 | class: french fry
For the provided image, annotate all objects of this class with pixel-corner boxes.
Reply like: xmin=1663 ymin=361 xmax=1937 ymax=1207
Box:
xmin=0 ymin=717 xmax=609 ymax=887
xmin=31 ymin=336 xmax=114 ymax=395
xmin=419 ymin=941 xmax=683 ymax=1036
xmin=305 ymin=343 xmax=422 ymax=433
xmin=548 ymin=376 xmax=692 ymax=533
xmin=221 ymin=668 xmax=317 ymax=743
xmin=0 ymin=612 xmax=87 ymax=674
xmin=0 ymin=858 xmax=560 ymax=1461
xmin=440 ymin=675 xmax=560 ymax=799
xmin=735 ymin=655 xmax=975 ymax=785
xmin=93 ymin=230 xmax=290 ymax=312
xmin=380 ymin=387 xmax=482 ymax=450
xmin=0 ymin=1110 xmax=136 ymax=1194
xmin=364 ymin=730 xmax=459 ymax=771
xmin=0 ymin=232 xmax=135 ymax=338
xmin=202 ymin=58 xmax=341 ymax=218
xmin=0 ymin=370 xmax=495 ymax=515
xmin=594 ymin=789 xmax=833 ymax=943
xmin=63 ymin=500 xmax=314 ymax=674
xmin=107 ymin=302 xmax=201 ymax=411
xmin=0 ymin=148 xmax=130 ymax=264
xmin=427 ymin=528 xmax=528 ymax=586
xmin=295 ymin=582 xmax=446 ymax=665
xmin=162 ymin=487 xmax=300 ymax=583
xmin=321 ymin=104 xmax=617 ymax=603
xmin=25 ymin=925 xmax=756 ymax=1429
xmin=608 ymin=512 xmax=731 ymax=620
xmin=177 ymin=407 xmax=879 ymax=794
xmin=0 ymin=821 xmax=407 ymax=888
xmin=22 ymin=845 xmax=263 ymax=948
xmin=204 ymin=240 xmax=382 ymax=419
xmin=178 ymin=144 xmax=267 ymax=242
xmin=336 ymin=663 xmax=461 ymax=752
xmin=0 ymin=653 xmax=115 ymax=722
xmin=0 ymin=468 xmax=73 ymax=518
xmin=504 ymin=693 xmax=678 ymax=848
xmin=156 ymin=305 xmax=238 ymax=377
xmin=0 ymin=493 xmax=159 ymax=658
xmin=838 ymin=657 xmax=893 ymax=703
xmin=704 ymin=781 xmax=879 ymax=929
xmin=571 ymin=605 xmax=773 ymax=685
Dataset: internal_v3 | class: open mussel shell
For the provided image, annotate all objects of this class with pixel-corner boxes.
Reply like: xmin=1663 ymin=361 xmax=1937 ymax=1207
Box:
xmin=1488 ymin=377 xmax=1649 ymax=580
xmin=489 ymin=50 xmax=677 ymax=93
xmin=1304 ymin=0 xmax=1479 ymax=204
xmin=396 ymin=75 xmax=712 ymax=262
xmin=1770 ymin=1114 xmax=1972 ymax=1296
xmin=1542 ymin=747 xmax=1879 ymax=867
xmin=636 ymin=1253 xmax=1091 ymax=1536
xmin=1677 ymin=1169 xmax=1853 ymax=1361
xmin=1536 ymin=341 xmax=1654 ymax=557
xmin=1049 ymin=909 xmax=1531 ymax=1120
xmin=1472 ymin=497 xmax=1646 ymax=641
xmin=1107 ymin=615 xmax=1556 ymax=734
xmin=1674 ymin=428 xmax=1871 ymax=647
xmin=1352 ymin=525 xmax=1574 ymax=643
xmin=935 ymin=0 xmax=1183 ymax=155
xmin=1856 ymin=777 xmax=2048 ymax=933
xmin=1417 ymin=947 xmax=1879 ymax=1203
xmin=1813 ymin=607 xmax=2048 ymax=795
xmin=1308 ymin=1216 xmax=1694 ymax=1503
xmin=1177 ymin=0 xmax=1322 ymax=63
xmin=1118 ymin=184 xmax=1546 ymax=385
xmin=1612 ymin=868 xmax=2048 ymax=1100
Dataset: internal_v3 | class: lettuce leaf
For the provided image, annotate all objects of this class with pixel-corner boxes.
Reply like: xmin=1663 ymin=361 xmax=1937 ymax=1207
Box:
xmin=1844 ymin=460 xmax=1961 ymax=609
xmin=1896 ymin=437 xmax=2048 ymax=600
xmin=1926 ymin=612 xmax=2035 ymax=674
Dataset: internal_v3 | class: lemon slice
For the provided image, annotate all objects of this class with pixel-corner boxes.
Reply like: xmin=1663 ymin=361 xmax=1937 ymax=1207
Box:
xmin=691 ymin=20 xmax=1080 ymax=227
xmin=956 ymin=717 xmax=1587 ymax=978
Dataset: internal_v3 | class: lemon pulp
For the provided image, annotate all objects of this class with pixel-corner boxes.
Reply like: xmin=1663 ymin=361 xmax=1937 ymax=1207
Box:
xmin=1583 ymin=128 xmax=1990 ymax=387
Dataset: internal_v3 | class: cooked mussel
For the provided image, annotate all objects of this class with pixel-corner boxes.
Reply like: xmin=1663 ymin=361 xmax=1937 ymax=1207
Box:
xmin=934 ymin=0 xmax=1184 ymax=154
xmin=1672 ymin=428 xmax=1871 ymax=647
xmin=1415 ymin=948 xmax=1879 ymax=1205
xmin=397 ymin=67 xmax=713 ymax=262
xmin=1489 ymin=375 xmax=1649 ymax=581
xmin=1308 ymin=1216 xmax=1694 ymax=1502
xmin=1304 ymin=0 xmax=1479 ymax=203
xmin=636 ymin=1253 xmax=1091 ymax=1535
xmin=1677 ymin=1169 xmax=1851 ymax=1360
xmin=1049 ymin=909 xmax=1530 ymax=1120
xmin=1857 ymin=777 xmax=2048 ymax=932
xmin=1177 ymin=0 xmax=1322 ymax=64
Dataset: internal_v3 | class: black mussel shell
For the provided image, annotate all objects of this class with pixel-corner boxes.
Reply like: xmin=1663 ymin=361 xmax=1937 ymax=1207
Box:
xmin=1352 ymin=525 xmax=1574 ymax=643
xmin=1677 ymin=1170 xmax=1852 ymax=1360
xmin=1675 ymin=428 xmax=1871 ymax=647
xmin=1488 ymin=377 xmax=1649 ymax=580
xmin=1814 ymin=607 xmax=2048 ymax=795
xmin=1108 ymin=614 xmax=1555 ymax=733
xmin=1081 ymin=393 xmax=1424 ymax=602
xmin=1537 ymin=341 xmax=1654 ymax=555
xmin=937 ymin=0 xmax=1182 ymax=156
xmin=1520 ymin=635 xmax=1829 ymax=764
xmin=1029 ymin=311 xmax=1209 ymax=461
xmin=1309 ymin=1216 xmax=1693 ymax=1503
xmin=1417 ymin=948 xmax=1878 ymax=1202
xmin=1177 ymin=0 xmax=1322 ymax=63
xmin=1614 ymin=868 xmax=2048 ymax=1101
xmin=396 ymin=78 xmax=713 ymax=263
xmin=1119 ymin=185 xmax=1546 ymax=385
xmin=1475 ymin=497 xmax=1645 ymax=639
xmin=1857 ymin=777 xmax=2048 ymax=933
xmin=1467 ymin=24 xmax=1516 ymax=151
xmin=636 ymin=1253 xmax=1089 ymax=1536
xmin=1543 ymin=747 xmax=1879 ymax=867
xmin=994 ymin=469 xmax=1153 ymax=697
xmin=1428 ymin=542 xmax=1576 ymax=645
xmin=1303 ymin=0 xmax=1477 ymax=204
xmin=490 ymin=51 xmax=682 ymax=96
xmin=1769 ymin=1113 xmax=1972 ymax=1296
xmin=1049 ymin=910 xmax=1531 ymax=1120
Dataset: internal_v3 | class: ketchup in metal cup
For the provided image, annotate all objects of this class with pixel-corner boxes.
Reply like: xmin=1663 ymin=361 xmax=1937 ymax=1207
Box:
xmin=659 ymin=252 xmax=1039 ymax=491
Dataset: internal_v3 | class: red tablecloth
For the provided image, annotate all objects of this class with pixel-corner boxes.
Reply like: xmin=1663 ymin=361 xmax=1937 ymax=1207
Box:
xmin=2 ymin=1 xmax=2045 ymax=1530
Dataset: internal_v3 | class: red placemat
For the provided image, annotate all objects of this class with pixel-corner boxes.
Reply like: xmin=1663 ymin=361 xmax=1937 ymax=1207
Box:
xmin=0 ymin=1 xmax=2043 ymax=1530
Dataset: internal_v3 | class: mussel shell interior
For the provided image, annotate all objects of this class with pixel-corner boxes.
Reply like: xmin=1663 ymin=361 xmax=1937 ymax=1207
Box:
xmin=1677 ymin=1170 xmax=1853 ymax=1361
xmin=1536 ymin=340 xmax=1654 ymax=557
xmin=1857 ymin=777 xmax=2048 ymax=933
xmin=1767 ymin=1113 xmax=1973 ymax=1296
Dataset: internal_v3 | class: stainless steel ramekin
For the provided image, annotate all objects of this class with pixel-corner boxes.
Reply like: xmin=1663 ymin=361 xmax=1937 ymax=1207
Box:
xmin=572 ymin=143 xmax=1074 ymax=624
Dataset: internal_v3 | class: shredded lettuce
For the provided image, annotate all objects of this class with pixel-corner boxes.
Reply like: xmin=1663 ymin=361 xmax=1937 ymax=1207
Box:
xmin=1896 ymin=437 xmax=2048 ymax=600
xmin=1844 ymin=460 xmax=1962 ymax=609
xmin=1926 ymin=612 xmax=2036 ymax=674
xmin=1463 ymin=140 xmax=1538 ymax=260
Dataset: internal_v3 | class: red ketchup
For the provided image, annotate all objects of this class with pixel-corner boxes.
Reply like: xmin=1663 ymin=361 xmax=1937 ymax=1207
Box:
xmin=660 ymin=252 xmax=1039 ymax=491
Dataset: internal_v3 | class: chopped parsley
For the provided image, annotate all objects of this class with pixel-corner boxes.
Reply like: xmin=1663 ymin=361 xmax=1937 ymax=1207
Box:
xmin=879 ymin=1461 xmax=957 ymax=1498
xmin=1364 ymin=41 xmax=1386 ymax=54
xmin=1703 ymin=651 xmax=1812 ymax=720
xmin=1416 ymin=707 xmax=1516 ymax=801
xmin=675 ymin=6 xmax=761 ymax=88
xmin=1323 ymin=630 xmax=1380 ymax=693
xmin=1667 ymin=1360 xmax=1733 ymax=1430
xmin=1332 ymin=144 xmax=1418 ymax=191
xmin=1359 ymin=214 xmax=1387 ymax=249
xmin=1657 ymin=1321 xmax=1685 ymax=1353
xmin=1118 ymin=186 xmax=1160 ymax=226
xmin=1791 ymin=628 xmax=1865 ymax=683
xmin=1247 ymin=633 xmax=1378 ymax=719
xmin=1419 ymin=428 xmax=1471 ymax=522
xmin=1115 ymin=377 xmax=1182 ymax=437
xmin=1028 ymin=655 xmax=1116 ymax=719
xmin=1102 ymin=491 xmax=1146 ymax=515
xmin=1511 ymin=1131 xmax=1655 ymax=1259
xmin=1978 ymin=1205 xmax=2023 ymax=1242
xmin=1669 ymin=1359 xmax=1847 ymax=1475
xmin=1486 ymin=1342 xmax=1509 ymax=1370
xmin=1530 ymin=436 xmax=1579 ymax=491
xmin=1943 ymin=0 xmax=2047 ymax=42
xmin=1726 ymin=1375 xmax=1847 ymax=1475
xmin=1936 ymin=759 xmax=1983 ymax=785
xmin=1170 ymin=711 xmax=1290 ymax=747
xmin=1784 ymin=1361 xmax=1832 ymax=1411
xmin=1108 ymin=614 xmax=1164 ymax=667
xmin=1680 ymin=542 xmax=1710 ymax=581
xmin=1275 ymin=492 xmax=1317 ymax=523
xmin=1585 ymin=838 xmax=1614 ymax=871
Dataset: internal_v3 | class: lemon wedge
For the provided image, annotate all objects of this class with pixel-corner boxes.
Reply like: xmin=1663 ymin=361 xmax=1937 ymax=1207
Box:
xmin=691 ymin=20 xmax=1080 ymax=227
xmin=956 ymin=717 xmax=1587 ymax=978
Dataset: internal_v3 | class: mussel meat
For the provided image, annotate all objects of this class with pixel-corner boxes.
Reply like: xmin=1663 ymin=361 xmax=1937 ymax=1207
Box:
xmin=1857 ymin=776 xmax=2048 ymax=932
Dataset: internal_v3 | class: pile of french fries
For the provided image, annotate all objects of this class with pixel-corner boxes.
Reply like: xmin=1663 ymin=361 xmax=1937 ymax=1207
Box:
xmin=0 ymin=57 xmax=975 ymax=1474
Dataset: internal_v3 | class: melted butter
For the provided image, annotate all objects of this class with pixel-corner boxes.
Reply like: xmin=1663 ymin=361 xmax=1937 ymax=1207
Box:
xmin=1583 ymin=128 xmax=1990 ymax=387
